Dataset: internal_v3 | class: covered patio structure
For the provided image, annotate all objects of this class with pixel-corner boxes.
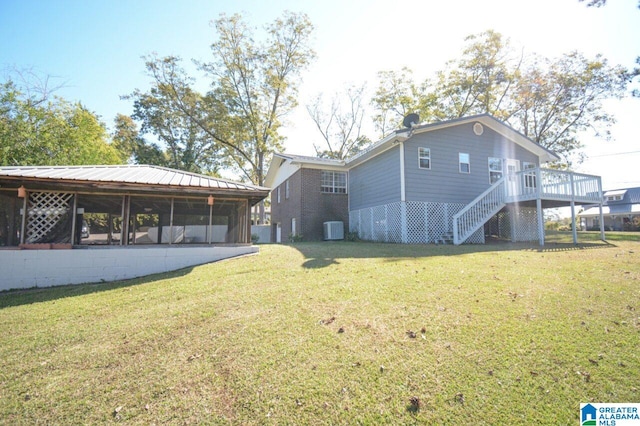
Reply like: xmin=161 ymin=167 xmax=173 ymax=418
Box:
xmin=0 ymin=165 xmax=269 ymax=290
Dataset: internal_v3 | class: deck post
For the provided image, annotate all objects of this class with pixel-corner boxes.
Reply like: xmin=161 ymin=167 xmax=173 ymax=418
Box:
xmin=597 ymin=176 xmax=606 ymax=242
xmin=598 ymin=203 xmax=605 ymax=241
xmin=570 ymin=174 xmax=577 ymax=244
xmin=536 ymin=197 xmax=544 ymax=246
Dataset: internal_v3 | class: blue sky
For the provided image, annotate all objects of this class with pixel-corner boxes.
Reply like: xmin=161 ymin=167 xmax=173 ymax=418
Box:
xmin=1 ymin=0 xmax=639 ymax=188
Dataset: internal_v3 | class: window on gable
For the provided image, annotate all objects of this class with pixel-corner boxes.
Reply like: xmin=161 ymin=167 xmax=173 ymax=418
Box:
xmin=418 ymin=147 xmax=431 ymax=169
xmin=459 ymin=153 xmax=470 ymax=174
xmin=488 ymin=157 xmax=503 ymax=183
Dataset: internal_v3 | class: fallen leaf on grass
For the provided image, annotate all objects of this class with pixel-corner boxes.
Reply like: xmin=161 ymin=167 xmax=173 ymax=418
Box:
xmin=337 ymin=327 xmax=344 ymax=333
xmin=187 ymin=353 xmax=202 ymax=362
xmin=454 ymin=393 xmax=464 ymax=405
xmin=320 ymin=316 xmax=336 ymax=325
xmin=113 ymin=406 xmax=123 ymax=418
xmin=588 ymin=358 xmax=599 ymax=365
xmin=408 ymin=396 xmax=421 ymax=411
xmin=406 ymin=330 xmax=417 ymax=338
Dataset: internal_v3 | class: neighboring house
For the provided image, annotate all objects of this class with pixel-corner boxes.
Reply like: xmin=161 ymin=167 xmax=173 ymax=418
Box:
xmin=265 ymin=114 xmax=605 ymax=245
xmin=579 ymin=187 xmax=640 ymax=231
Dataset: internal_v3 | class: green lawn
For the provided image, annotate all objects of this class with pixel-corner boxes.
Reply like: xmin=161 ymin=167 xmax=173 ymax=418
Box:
xmin=1 ymin=232 xmax=639 ymax=424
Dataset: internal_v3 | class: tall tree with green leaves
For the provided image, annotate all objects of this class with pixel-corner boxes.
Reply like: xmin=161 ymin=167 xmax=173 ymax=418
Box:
xmin=371 ymin=30 xmax=630 ymax=166
xmin=112 ymin=113 xmax=167 ymax=166
xmin=1 ymin=75 xmax=123 ymax=166
xmin=126 ymin=12 xmax=314 ymax=221
xmin=124 ymin=56 xmax=220 ymax=173
xmin=371 ymin=67 xmax=434 ymax=136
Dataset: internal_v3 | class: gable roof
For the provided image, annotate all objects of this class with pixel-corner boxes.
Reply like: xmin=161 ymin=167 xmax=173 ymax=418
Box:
xmin=264 ymin=153 xmax=345 ymax=188
xmin=347 ymin=113 xmax=560 ymax=167
xmin=0 ymin=165 xmax=269 ymax=200
xmin=264 ymin=114 xmax=561 ymax=189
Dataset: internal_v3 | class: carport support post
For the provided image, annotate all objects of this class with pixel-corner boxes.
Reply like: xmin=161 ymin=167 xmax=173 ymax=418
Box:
xmin=19 ymin=191 xmax=28 ymax=244
xmin=208 ymin=202 xmax=213 ymax=244
xmin=121 ymin=195 xmax=130 ymax=246
xmin=169 ymin=197 xmax=175 ymax=245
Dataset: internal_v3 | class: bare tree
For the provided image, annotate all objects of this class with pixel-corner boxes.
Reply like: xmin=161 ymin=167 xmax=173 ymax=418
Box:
xmin=306 ymin=84 xmax=370 ymax=160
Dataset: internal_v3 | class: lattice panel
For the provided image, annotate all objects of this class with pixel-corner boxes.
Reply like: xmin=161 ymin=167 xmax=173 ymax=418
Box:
xmin=350 ymin=201 xmax=486 ymax=244
xmin=26 ymin=192 xmax=74 ymax=243
xmin=511 ymin=207 xmax=539 ymax=242
xmin=372 ymin=205 xmax=389 ymax=242
xmin=385 ymin=203 xmax=403 ymax=243
xmin=406 ymin=202 xmax=427 ymax=244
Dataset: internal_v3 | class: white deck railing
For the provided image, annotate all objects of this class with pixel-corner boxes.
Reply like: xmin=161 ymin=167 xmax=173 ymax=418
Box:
xmin=453 ymin=176 xmax=507 ymax=245
xmin=506 ymin=168 xmax=602 ymax=203
xmin=453 ymin=168 xmax=602 ymax=244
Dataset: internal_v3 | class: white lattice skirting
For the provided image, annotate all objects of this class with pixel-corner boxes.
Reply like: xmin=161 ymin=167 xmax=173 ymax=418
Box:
xmin=349 ymin=201 xmax=485 ymax=244
xmin=497 ymin=206 xmax=540 ymax=242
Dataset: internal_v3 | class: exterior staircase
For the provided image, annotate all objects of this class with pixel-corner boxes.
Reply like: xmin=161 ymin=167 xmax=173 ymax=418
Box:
xmin=434 ymin=232 xmax=454 ymax=245
xmin=452 ymin=178 xmax=507 ymax=245
xmin=451 ymin=167 xmax=603 ymax=245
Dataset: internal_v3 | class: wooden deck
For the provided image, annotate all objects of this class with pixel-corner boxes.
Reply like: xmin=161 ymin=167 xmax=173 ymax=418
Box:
xmin=453 ymin=168 xmax=604 ymax=245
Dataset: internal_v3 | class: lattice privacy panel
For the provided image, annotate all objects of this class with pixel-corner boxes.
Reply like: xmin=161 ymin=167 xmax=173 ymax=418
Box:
xmin=26 ymin=192 xmax=74 ymax=243
xmin=510 ymin=207 xmax=539 ymax=242
xmin=350 ymin=201 xmax=485 ymax=244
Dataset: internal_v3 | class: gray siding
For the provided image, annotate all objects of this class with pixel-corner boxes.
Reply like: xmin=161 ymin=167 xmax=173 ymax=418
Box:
xmin=404 ymin=122 xmax=539 ymax=204
xmin=349 ymin=147 xmax=401 ymax=210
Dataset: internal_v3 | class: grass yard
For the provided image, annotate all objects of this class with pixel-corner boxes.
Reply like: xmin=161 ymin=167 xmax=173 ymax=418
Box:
xmin=0 ymin=232 xmax=639 ymax=424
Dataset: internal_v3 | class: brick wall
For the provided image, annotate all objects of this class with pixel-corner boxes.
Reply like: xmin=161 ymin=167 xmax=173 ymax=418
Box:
xmin=301 ymin=169 xmax=348 ymax=241
xmin=271 ymin=168 xmax=349 ymax=241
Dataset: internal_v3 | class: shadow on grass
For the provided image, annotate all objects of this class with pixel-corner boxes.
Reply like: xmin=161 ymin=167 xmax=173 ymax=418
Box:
xmin=0 ymin=266 xmax=195 ymax=310
xmin=293 ymin=234 xmax=620 ymax=269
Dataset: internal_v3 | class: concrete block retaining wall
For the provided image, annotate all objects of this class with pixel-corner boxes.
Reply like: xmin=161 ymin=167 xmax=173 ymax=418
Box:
xmin=0 ymin=245 xmax=258 ymax=291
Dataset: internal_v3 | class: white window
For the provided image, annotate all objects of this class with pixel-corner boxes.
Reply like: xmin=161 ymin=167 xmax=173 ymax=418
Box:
xmin=488 ymin=157 xmax=503 ymax=183
xmin=277 ymin=187 xmax=281 ymax=203
xmin=523 ymin=162 xmax=537 ymax=188
xmin=459 ymin=153 xmax=470 ymax=174
xmin=418 ymin=147 xmax=431 ymax=169
xmin=321 ymin=171 xmax=347 ymax=194
xmin=291 ymin=218 xmax=296 ymax=235
xmin=285 ymin=180 xmax=290 ymax=199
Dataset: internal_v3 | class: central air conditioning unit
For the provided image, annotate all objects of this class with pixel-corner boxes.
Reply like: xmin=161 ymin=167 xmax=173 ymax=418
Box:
xmin=323 ymin=221 xmax=344 ymax=240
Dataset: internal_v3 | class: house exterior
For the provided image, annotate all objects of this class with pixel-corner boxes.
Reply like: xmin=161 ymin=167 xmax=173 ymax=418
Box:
xmin=579 ymin=187 xmax=640 ymax=231
xmin=264 ymin=155 xmax=348 ymax=242
xmin=0 ymin=164 xmax=269 ymax=290
xmin=265 ymin=114 xmax=605 ymax=245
